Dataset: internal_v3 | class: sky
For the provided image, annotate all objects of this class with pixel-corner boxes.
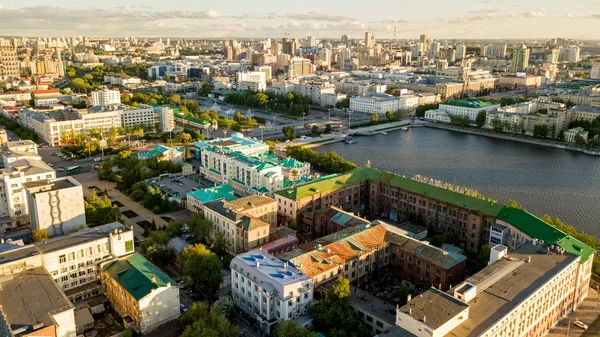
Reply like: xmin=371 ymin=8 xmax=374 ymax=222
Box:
xmin=1 ymin=0 xmax=600 ymax=40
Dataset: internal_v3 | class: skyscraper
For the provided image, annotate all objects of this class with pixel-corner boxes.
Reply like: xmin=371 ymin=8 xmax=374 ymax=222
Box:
xmin=341 ymin=34 xmax=350 ymax=47
xmin=456 ymin=44 xmax=466 ymax=61
xmin=511 ymin=44 xmax=530 ymax=73
xmin=365 ymin=32 xmax=375 ymax=48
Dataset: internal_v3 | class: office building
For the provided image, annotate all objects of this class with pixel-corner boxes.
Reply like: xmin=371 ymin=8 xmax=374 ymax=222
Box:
xmin=120 ymin=105 xmax=175 ymax=132
xmin=341 ymin=34 xmax=350 ymax=47
xmin=137 ymin=144 xmax=184 ymax=163
xmin=91 ymin=88 xmax=121 ymax=107
xmin=186 ymin=184 xmax=237 ymax=212
xmin=456 ymin=44 xmax=466 ymax=61
xmin=0 ymin=43 xmax=19 ymax=80
xmin=438 ymin=99 xmax=501 ymax=121
xmin=238 ymin=71 xmax=267 ymax=92
xmin=365 ymin=32 xmax=375 ymax=48
xmin=397 ymin=242 xmax=594 ymax=337
xmin=203 ymin=195 xmax=278 ymax=254
xmin=499 ymin=74 xmax=542 ymax=88
xmin=230 ymin=250 xmax=313 ymax=335
xmin=25 ymin=177 xmax=86 ymax=237
xmin=103 ymin=253 xmax=180 ymax=335
xmin=511 ymin=44 xmax=530 ymax=73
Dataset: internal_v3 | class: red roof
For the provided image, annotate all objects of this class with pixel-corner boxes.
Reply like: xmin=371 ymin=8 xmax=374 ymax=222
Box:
xmin=32 ymin=89 xmax=60 ymax=96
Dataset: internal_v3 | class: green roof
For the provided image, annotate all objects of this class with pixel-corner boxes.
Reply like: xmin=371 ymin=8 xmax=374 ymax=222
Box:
xmin=279 ymin=157 xmax=307 ymax=169
xmin=104 ymin=253 xmax=175 ymax=300
xmin=441 ymin=99 xmax=499 ymax=109
xmin=174 ymin=112 xmax=210 ymax=125
xmin=276 ymin=167 xmax=595 ymax=263
xmin=496 ymin=207 xmax=595 ymax=262
xmin=187 ymin=185 xmax=237 ymax=204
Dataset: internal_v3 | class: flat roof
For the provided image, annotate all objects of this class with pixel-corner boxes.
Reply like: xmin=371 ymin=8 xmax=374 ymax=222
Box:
xmin=446 ymin=243 xmax=579 ymax=337
xmin=23 ymin=177 xmax=78 ymax=191
xmin=349 ymin=286 xmax=397 ymax=325
xmin=0 ymin=267 xmax=73 ymax=331
xmin=398 ymin=287 xmax=469 ymax=330
xmin=232 ymin=250 xmax=311 ymax=288
xmin=35 ymin=222 xmax=127 ymax=254
xmin=441 ymin=99 xmax=499 ymax=109
xmin=0 ymin=244 xmax=40 ymax=264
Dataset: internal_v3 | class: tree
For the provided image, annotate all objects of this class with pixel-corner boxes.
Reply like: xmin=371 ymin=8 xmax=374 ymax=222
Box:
xmin=335 ymin=97 xmax=350 ymax=109
xmin=255 ymin=93 xmax=269 ymax=107
xmin=330 ymin=276 xmax=351 ymax=300
xmin=311 ymin=125 xmax=319 ymax=136
xmin=491 ymin=118 xmax=502 ymax=132
xmin=370 ymin=114 xmax=379 ymax=124
xmin=415 ymin=103 xmax=439 ymax=117
xmin=476 ymin=110 xmax=487 ymax=128
xmin=180 ymin=302 xmax=239 ymax=337
xmin=282 ymin=126 xmax=295 ymax=140
xmin=574 ymin=134 xmax=587 ymax=145
xmin=324 ymin=124 xmax=333 ymax=134
xmin=32 ymin=229 xmax=49 ymax=242
xmin=141 ymin=230 xmax=170 ymax=254
xmin=213 ymin=295 xmax=235 ymax=319
xmin=233 ymin=111 xmax=244 ymax=123
xmin=557 ymin=130 xmax=565 ymax=141
xmin=274 ymin=320 xmax=314 ymax=337
xmin=170 ymin=94 xmax=181 ymax=105
xmin=533 ymin=125 xmax=549 ymax=138
xmin=84 ymin=193 xmax=121 ymax=227
xmin=166 ymin=219 xmax=185 ymax=237
xmin=182 ymin=244 xmax=223 ymax=298
xmin=506 ymin=199 xmax=526 ymax=210
xmin=210 ymin=231 xmax=230 ymax=256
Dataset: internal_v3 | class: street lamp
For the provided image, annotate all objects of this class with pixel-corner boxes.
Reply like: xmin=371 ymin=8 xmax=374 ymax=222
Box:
xmin=260 ymin=126 xmax=264 ymax=141
xmin=328 ymin=109 xmax=331 ymax=121
xmin=302 ymin=112 xmax=306 ymax=126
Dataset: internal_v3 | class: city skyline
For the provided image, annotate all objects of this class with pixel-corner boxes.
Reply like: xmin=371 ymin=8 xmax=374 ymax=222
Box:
xmin=2 ymin=0 xmax=600 ymax=39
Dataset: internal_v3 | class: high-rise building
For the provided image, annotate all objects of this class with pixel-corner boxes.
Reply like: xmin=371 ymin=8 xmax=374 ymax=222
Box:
xmin=341 ymin=34 xmax=350 ymax=47
xmin=289 ymin=57 xmax=312 ymax=77
xmin=591 ymin=60 xmax=600 ymax=79
xmin=546 ymin=48 xmax=560 ymax=64
xmin=306 ymin=35 xmax=316 ymax=48
xmin=0 ymin=42 xmax=19 ymax=80
xmin=365 ymin=32 xmax=375 ymax=48
xmin=456 ymin=44 xmax=466 ymax=61
xmin=511 ymin=44 xmax=530 ymax=73
xmin=560 ymin=46 xmax=580 ymax=63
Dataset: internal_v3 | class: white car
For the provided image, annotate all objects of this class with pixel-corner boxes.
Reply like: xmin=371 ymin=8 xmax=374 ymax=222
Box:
xmin=180 ymin=304 xmax=188 ymax=313
xmin=57 ymin=167 xmax=65 ymax=172
xmin=94 ymin=157 xmax=103 ymax=162
xmin=574 ymin=320 xmax=588 ymax=330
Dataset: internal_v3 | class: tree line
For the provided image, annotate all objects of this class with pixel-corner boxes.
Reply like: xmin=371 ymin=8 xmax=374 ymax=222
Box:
xmin=285 ymin=146 xmax=357 ymax=174
xmin=224 ymin=91 xmax=310 ymax=117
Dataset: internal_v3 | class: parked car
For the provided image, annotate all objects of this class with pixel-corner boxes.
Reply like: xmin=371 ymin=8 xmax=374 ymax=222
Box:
xmin=184 ymin=234 xmax=194 ymax=241
xmin=57 ymin=167 xmax=65 ymax=171
xmin=180 ymin=303 xmax=188 ymax=313
xmin=574 ymin=320 xmax=588 ymax=330
xmin=48 ymin=163 xmax=54 ymax=167
xmin=94 ymin=157 xmax=103 ymax=162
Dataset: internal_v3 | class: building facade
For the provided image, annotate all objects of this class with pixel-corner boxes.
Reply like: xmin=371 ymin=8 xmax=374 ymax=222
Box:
xmin=91 ymin=89 xmax=121 ymax=107
xmin=230 ymin=250 xmax=313 ymax=335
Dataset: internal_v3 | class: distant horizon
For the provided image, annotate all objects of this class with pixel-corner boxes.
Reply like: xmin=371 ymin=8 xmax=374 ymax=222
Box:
xmin=1 ymin=1 xmax=600 ymax=40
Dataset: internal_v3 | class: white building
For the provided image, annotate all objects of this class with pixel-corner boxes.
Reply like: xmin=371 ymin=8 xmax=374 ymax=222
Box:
xmin=396 ymin=242 xmax=593 ymax=337
xmin=0 ymin=158 xmax=55 ymax=218
xmin=25 ymin=176 xmax=86 ymax=237
xmin=424 ymin=109 xmax=451 ymax=123
xmin=91 ymin=88 xmax=121 ymax=107
xmin=238 ymin=71 xmax=267 ymax=92
xmin=230 ymin=250 xmax=313 ymax=335
xmin=120 ymin=105 xmax=175 ymax=132
xmin=35 ymin=222 xmax=135 ymax=302
xmin=439 ymin=99 xmax=501 ymax=121
xmin=350 ymin=92 xmax=401 ymax=115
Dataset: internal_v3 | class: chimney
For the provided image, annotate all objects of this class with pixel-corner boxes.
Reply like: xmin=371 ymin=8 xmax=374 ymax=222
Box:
xmin=151 ymin=276 xmax=157 ymax=283
xmin=525 ymin=256 xmax=531 ymax=263
xmin=255 ymin=261 xmax=260 ymax=268
xmin=407 ymin=294 xmax=411 ymax=302
xmin=283 ymin=262 xmax=288 ymax=269
xmin=423 ymin=315 xmax=427 ymax=323
xmin=408 ymin=308 xmax=412 ymax=315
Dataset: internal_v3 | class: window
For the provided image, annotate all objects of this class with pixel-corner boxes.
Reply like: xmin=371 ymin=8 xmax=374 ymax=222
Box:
xmin=125 ymin=240 xmax=134 ymax=252
xmin=59 ymin=255 xmax=66 ymax=263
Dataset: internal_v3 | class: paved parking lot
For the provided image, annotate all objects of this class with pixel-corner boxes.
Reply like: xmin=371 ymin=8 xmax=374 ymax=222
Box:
xmin=145 ymin=174 xmax=214 ymax=200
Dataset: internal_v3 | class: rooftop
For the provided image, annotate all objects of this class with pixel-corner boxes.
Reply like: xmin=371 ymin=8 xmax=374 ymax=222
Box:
xmin=0 ymin=267 xmax=73 ymax=332
xmin=35 ymin=222 xmax=127 ymax=254
xmin=441 ymin=99 xmax=499 ymax=109
xmin=23 ymin=177 xmax=79 ymax=191
xmin=186 ymin=185 xmax=237 ymax=204
xmin=231 ymin=250 xmax=311 ymax=288
xmin=446 ymin=243 xmax=579 ymax=337
xmin=349 ymin=286 xmax=397 ymax=325
xmin=104 ymin=253 xmax=175 ymax=301
xmin=398 ymin=287 xmax=469 ymax=330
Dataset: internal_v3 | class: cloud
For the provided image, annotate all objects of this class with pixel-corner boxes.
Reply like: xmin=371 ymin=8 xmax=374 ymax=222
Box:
xmin=520 ymin=9 xmax=546 ymax=17
xmin=380 ymin=19 xmax=408 ymax=24
xmin=286 ymin=12 xmax=357 ymax=21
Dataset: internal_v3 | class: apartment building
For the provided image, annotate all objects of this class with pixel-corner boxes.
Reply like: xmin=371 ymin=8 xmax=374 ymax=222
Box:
xmin=350 ymin=92 xmax=401 ymax=115
xmin=275 ymin=166 xmax=594 ymax=257
xmin=569 ymin=105 xmax=600 ymax=123
xmin=0 ymin=44 xmax=19 ymax=80
xmin=237 ymin=71 xmax=267 ymax=92
xmin=279 ymin=223 xmax=466 ymax=291
xmin=397 ymin=242 xmax=594 ymax=337
xmin=302 ymin=206 xmax=370 ymax=238
xmin=522 ymin=109 xmax=568 ymax=137
xmin=289 ymin=57 xmax=313 ymax=77
xmin=186 ymin=185 xmax=237 ymax=212
xmin=203 ymin=195 xmax=277 ymax=254
xmin=35 ymin=222 xmax=135 ymax=302
xmin=499 ymin=74 xmax=542 ymax=88
xmin=335 ymin=82 xmax=387 ymax=96
xmin=91 ymin=89 xmax=121 ymax=107
xmin=103 ymin=253 xmax=180 ymax=335
xmin=439 ymin=99 xmax=501 ymax=121
xmin=0 ymin=158 xmax=55 ymax=219
xmin=230 ymin=250 xmax=313 ymax=335
xmin=25 ymin=177 xmax=85 ymax=237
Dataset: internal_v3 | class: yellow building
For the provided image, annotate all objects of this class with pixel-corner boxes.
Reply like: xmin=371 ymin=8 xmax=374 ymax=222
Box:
xmin=102 ymin=253 xmax=180 ymax=335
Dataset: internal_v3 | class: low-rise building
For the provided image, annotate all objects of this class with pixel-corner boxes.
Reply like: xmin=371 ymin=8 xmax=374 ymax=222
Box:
xmin=137 ymin=144 xmax=184 ymax=163
xmin=424 ymin=109 xmax=451 ymax=123
xmin=24 ymin=177 xmax=86 ymax=237
xmin=186 ymin=184 xmax=238 ymax=212
xmin=230 ymin=250 xmax=313 ymax=335
xmin=103 ymin=253 xmax=180 ymax=335
xmin=203 ymin=195 xmax=277 ymax=254
xmin=499 ymin=73 xmax=542 ymax=88
xmin=278 ymin=157 xmax=311 ymax=181
xmin=350 ymin=92 xmax=401 ymax=115
xmin=565 ymin=126 xmax=589 ymax=143
xmin=397 ymin=242 xmax=593 ymax=337
xmin=439 ymin=99 xmax=500 ymax=121
xmin=280 ymin=223 xmax=466 ymax=291
xmin=569 ymin=105 xmax=600 ymax=123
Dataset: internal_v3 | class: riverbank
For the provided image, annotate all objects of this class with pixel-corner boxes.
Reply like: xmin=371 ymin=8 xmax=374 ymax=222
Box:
xmin=424 ymin=123 xmax=600 ymax=156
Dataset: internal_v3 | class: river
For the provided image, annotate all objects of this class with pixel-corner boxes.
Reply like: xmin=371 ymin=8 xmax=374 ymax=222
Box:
xmin=316 ymin=127 xmax=600 ymax=236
